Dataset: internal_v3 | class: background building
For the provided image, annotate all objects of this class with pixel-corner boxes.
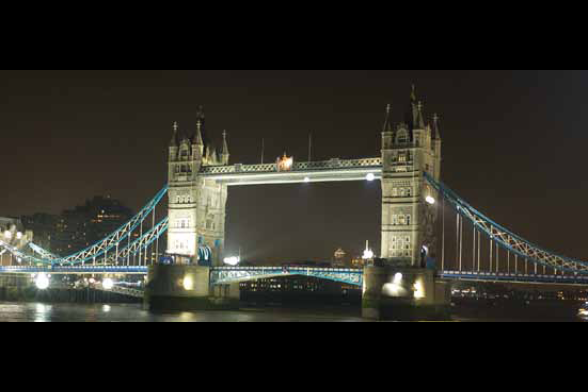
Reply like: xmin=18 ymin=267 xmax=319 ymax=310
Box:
xmin=22 ymin=196 xmax=133 ymax=256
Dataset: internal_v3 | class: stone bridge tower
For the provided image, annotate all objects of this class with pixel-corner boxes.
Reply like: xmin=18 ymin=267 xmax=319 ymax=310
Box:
xmin=167 ymin=107 xmax=229 ymax=266
xmin=380 ymin=87 xmax=442 ymax=268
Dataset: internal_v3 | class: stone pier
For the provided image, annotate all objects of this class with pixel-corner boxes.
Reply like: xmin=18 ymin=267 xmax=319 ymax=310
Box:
xmin=145 ymin=265 xmax=239 ymax=312
xmin=362 ymin=266 xmax=450 ymax=321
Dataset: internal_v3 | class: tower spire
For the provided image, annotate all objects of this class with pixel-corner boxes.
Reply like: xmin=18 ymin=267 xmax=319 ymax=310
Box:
xmin=221 ymin=130 xmax=230 ymax=165
xmin=406 ymin=84 xmax=422 ymax=130
xmin=432 ymin=113 xmax=442 ymax=140
xmin=195 ymin=119 xmax=204 ymax=145
xmin=383 ymin=104 xmax=393 ymax=133
xmin=415 ymin=101 xmax=426 ymax=129
xmin=170 ymin=121 xmax=179 ymax=146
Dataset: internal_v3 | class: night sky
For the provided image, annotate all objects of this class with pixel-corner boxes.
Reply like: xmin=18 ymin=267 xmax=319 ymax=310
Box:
xmin=1 ymin=70 xmax=587 ymax=263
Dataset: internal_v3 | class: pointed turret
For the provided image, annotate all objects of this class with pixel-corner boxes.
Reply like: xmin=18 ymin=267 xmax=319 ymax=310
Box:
xmin=405 ymin=84 xmax=423 ymax=131
xmin=195 ymin=119 xmax=204 ymax=146
xmin=415 ymin=101 xmax=426 ymax=130
xmin=221 ymin=130 xmax=230 ymax=165
xmin=432 ymin=113 xmax=442 ymax=140
xmin=382 ymin=104 xmax=393 ymax=134
xmin=170 ymin=121 xmax=179 ymax=146
xmin=211 ymin=145 xmax=219 ymax=165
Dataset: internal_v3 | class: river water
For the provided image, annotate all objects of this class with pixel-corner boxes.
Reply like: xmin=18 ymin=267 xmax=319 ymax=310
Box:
xmin=0 ymin=302 xmax=585 ymax=322
xmin=0 ymin=302 xmax=370 ymax=322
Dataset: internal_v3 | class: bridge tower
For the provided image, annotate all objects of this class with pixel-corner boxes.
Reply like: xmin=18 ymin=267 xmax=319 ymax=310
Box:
xmin=167 ymin=107 xmax=229 ymax=266
xmin=380 ymin=87 xmax=442 ymax=268
xmin=364 ymin=87 xmax=448 ymax=320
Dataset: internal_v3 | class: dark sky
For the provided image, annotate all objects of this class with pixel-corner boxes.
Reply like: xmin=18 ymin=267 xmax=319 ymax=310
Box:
xmin=1 ymin=70 xmax=587 ymax=263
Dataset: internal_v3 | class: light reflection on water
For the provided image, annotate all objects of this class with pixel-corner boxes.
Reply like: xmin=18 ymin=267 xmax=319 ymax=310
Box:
xmin=0 ymin=302 xmax=368 ymax=323
xmin=1 ymin=302 xmax=585 ymax=322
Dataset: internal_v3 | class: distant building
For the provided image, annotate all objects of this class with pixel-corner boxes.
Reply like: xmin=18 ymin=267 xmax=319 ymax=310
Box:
xmin=50 ymin=196 xmax=133 ymax=256
xmin=333 ymin=248 xmax=350 ymax=268
xmin=351 ymin=256 xmax=366 ymax=269
xmin=21 ymin=213 xmax=58 ymax=253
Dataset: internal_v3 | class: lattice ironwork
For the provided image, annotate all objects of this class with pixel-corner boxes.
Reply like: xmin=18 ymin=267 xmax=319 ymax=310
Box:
xmin=201 ymin=158 xmax=382 ymax=176
xmin=210 ymin=267 xmax=364 ymax=287
xmin=426 ymin=173 xmax=588 ymax=274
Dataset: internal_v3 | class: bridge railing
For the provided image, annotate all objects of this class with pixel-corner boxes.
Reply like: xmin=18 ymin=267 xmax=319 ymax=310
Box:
xmin=200 ymin=157 xmax=382 ymax=176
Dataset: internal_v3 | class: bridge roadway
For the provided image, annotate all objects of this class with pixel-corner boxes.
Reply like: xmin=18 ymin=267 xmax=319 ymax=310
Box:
xmin=2 ymin=266 xmax=588 ymax=286
xmin=440 ymin=271 xmax=588 ymax=286
xmin=0 ymin=266 xmax=365 ymax=287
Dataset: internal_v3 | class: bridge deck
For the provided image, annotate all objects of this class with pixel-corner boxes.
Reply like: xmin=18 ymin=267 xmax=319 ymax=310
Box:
xmin=3 ymin=266 xmax=588 ymax=287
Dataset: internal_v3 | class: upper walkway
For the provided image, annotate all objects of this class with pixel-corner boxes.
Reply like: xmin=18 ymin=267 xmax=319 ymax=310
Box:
xmin=200 ymin=157 xmax=383 ymax=186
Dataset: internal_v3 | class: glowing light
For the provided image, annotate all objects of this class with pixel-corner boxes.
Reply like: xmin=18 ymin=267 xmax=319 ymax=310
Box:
xmin=102 ymin=305 xmax=111 ymax=313
xmin=3 ymin=231 xmax=11 ymax=240
xmin=362 ymin=249 xmax=374 ymax=260
xmin=183 ymin=276 xmax=194 ymax=291
xmin=223 ymin=256 xmax=241 ymax=266
xmin=304 ymin=177 xmax=310 ymax=183
xmin=35 ymin=273 xmax=50 ymax=290
xmin=102 ymin=278 xmax=114 ymax=290
xmin=366 ymin=173 xmax=375 ymax=182
xmin=393 ymin=273 xmax=403 ymax=285
xmin=16 ymin=232 xmax=23 ymax=240
xmin=278 ymin=154 xmax=294 ymax=171
xmin=426 ymin=196 xmax=436 ymax=205
xmin=89 ymin=278 xmax=96 ymax=284
xmin=414 ymin=279 xmax=425 ymax=299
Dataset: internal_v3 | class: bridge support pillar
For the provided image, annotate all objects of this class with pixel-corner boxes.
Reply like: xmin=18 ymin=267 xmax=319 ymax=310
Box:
xmin=145 ymin=265 xmax=239 ymax=312
xmin=362 ymin=266 xmax=450 ymax=321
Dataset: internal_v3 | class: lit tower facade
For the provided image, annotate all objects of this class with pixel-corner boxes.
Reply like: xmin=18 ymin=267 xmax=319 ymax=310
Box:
xmin=380 ymin=87 xmax=442 ymax=267
xmin=167 ymin=107 xmax=229 ymax=266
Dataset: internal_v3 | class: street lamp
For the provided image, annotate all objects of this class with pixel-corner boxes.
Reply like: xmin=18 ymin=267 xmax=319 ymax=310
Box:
xmin=35 ymin=273 xmax=50 ymax=290
xmin=102 ymin=278 xmax=114 ymax=290
xmin=366 ymin=173 xmax=376 ymax=182
xmin=223 ymin=256 xmax=241 ymax=266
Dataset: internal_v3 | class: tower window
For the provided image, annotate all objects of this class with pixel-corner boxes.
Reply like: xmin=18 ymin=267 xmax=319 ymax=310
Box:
xmin=396 ymin=130 xmax=409 ymax=144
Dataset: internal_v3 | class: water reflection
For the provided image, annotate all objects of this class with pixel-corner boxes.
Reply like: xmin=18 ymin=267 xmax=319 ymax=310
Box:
xmin=34 ymin=304 xmax=52 ymax=322
xmin=0 ymin=302 xmax=368 ymax=322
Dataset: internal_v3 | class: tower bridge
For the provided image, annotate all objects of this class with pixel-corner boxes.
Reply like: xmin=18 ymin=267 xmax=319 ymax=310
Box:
xmin=2 ymin=87 xmax=587 ymax=320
